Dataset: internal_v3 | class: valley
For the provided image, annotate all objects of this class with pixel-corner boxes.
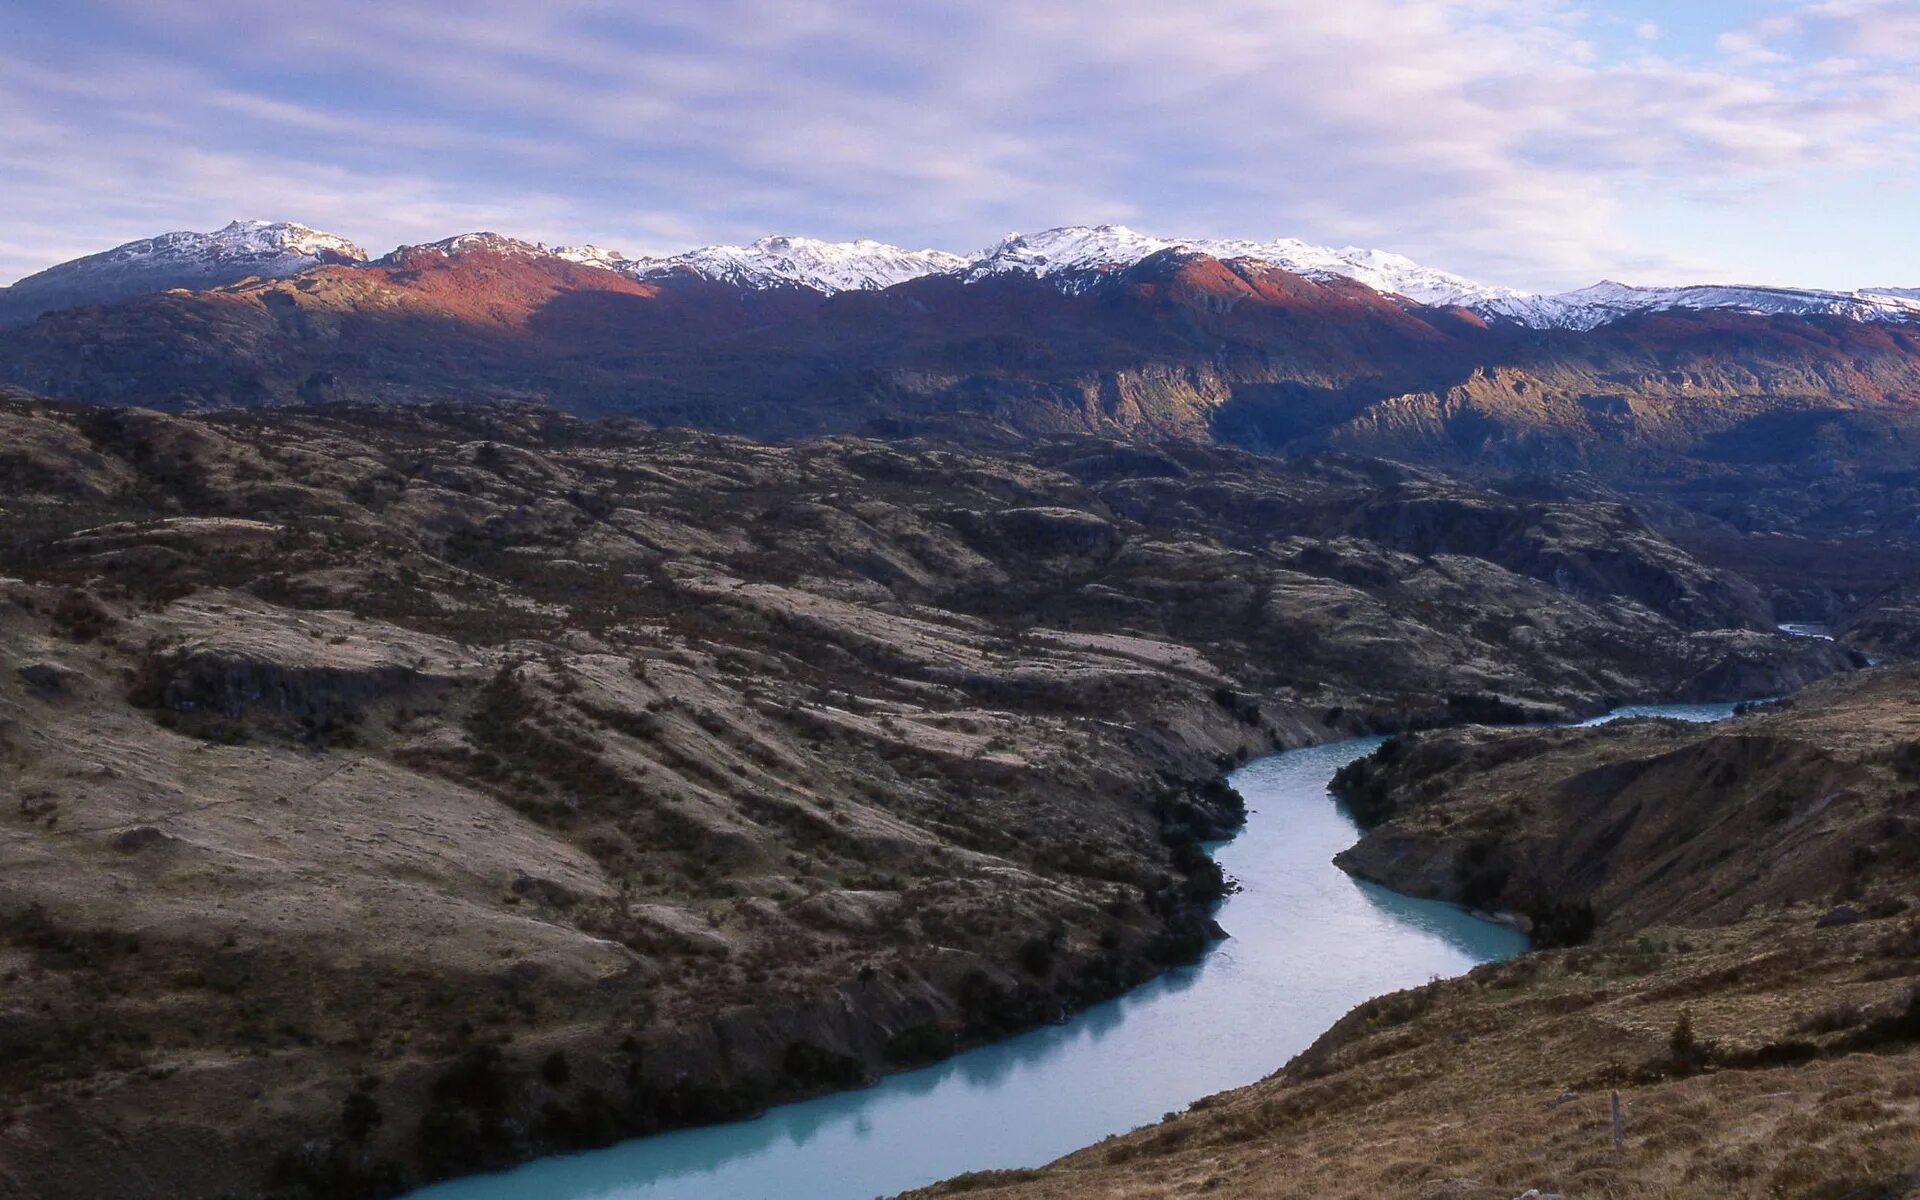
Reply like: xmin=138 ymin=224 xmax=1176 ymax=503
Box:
xmin=0 ymin=391 xmax=1863 ymax=1199
xmin=11 ymin=2 xmax=1920 ymax=1195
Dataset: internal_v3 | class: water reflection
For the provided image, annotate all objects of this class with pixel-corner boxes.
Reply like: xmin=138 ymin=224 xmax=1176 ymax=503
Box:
xmin=408 ymin=705 xmax=1729 ymax=1200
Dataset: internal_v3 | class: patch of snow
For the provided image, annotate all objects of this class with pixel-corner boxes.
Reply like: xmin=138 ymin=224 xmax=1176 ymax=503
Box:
xmin=388 ymin=232 xmax=555 ymax=260
xmin=1777 ymin=622 xmax=1835 ymax=641
xmin=551 ymin=244 xmax=631 ymax=270
xmin=386 ymin=233 xmax=964 ymax=294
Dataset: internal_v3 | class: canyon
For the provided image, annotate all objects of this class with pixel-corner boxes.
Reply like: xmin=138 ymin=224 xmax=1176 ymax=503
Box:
xmin=0 ymin=391 xmax=1867 ymax=1198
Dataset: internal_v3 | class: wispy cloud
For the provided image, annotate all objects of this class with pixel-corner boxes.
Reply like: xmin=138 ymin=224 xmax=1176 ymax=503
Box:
xmin=1 ymin=0 xmax=1916 ymax=290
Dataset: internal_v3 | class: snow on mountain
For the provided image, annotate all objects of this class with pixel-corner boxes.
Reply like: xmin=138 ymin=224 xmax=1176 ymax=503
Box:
xmin=389 ymin=232 xmax=964 ymax=294
xmin=1475 ymin=280 xmax=1920 ymax=331
xmin=391 ymin=234 xmax=653 ymax=275
xmin=964 ymin=224 xmax=1524 ymax=307
xmin=92 ymin=219 xmax=366 ymax=272
xmin=622 ymin=236 xmax=969 ymax=293
xmin=11 ymin=218 xmax=1920 ymax=334
xmin=0 ymin=220 xmax=365 ymax=325
xmin=551 ymin=244 xmax=631 ymax=271
xmin=385 ymin=232 xmax=558 ymax=261
xmin=961 ymin=225 xmax=1920 ymax=331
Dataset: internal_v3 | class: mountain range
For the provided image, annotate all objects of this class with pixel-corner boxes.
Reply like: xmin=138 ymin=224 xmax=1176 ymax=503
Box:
xmin=4 ymin=219 xmax=1917 ymax=330
xmin=3 ymin=218 xmax=1920 ymax=569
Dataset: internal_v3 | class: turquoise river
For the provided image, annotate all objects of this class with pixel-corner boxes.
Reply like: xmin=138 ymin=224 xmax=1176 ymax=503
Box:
xmin=407 ymin=701 xmax=1737 ymax=1200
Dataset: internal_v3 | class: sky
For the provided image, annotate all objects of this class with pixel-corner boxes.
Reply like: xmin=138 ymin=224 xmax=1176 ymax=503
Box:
xmin=2 ymin=0 xmax=1918 ymax=293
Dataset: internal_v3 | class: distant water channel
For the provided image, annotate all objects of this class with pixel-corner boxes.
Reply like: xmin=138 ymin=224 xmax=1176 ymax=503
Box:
xmin=407 ymin=701 xmax=1736 ymax=1200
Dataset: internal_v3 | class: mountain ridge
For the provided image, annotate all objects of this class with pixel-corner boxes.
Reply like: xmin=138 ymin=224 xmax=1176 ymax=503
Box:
xmin=6 ymin=218 xmax=1918 ymax=332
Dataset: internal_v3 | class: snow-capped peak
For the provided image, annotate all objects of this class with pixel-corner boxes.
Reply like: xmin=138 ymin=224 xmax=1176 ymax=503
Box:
xmin=965 ymin=224 xmax=1522 ymax=306
xmin=968 ymin=225 xmax=1179 ymax=287
xmin=386 ymin=235 xmax=645 ymax=275
xmin=199 ymin=219 xmax=366 ymax=263
xmin=63 ymin=219 xmax=366 ymax=273
xmin=387 ymin=232 xmax=557 ymax=261
xmin=0 ymin=219 xmax=368 ymax=326
xmin=622 ymin=235 xmax=969 ymax=294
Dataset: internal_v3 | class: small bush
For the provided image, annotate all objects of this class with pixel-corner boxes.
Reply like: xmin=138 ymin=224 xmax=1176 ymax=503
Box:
xmin=50 ymin=589 xmax=114 ymax=642
xmin=1890 ymin=740 xmax=1920 ymax=782
xmin=1794 ymin=1002 xmax=1865 ymax=1036
xmin=341 ymin=1089 xmax=382 ymax=1144
xmin=416 ymin=1044 xmax=521 ymax=1179
xmin=1525 ymin=897 xmax=1597 ymax=948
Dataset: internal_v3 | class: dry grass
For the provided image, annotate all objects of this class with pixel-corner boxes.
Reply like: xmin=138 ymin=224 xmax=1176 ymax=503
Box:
xmin=905 ymin=912 xmax=1920 ymax=1200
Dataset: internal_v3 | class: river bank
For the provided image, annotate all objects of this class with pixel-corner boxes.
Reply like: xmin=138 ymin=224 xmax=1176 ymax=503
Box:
xmin=903 ymin=666 xmax=1920 ymax=1200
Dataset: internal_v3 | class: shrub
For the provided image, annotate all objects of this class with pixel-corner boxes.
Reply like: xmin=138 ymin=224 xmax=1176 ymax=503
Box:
xmin=884 ymin=1022 xmax=958 ymax=1066
xmin=1454 ymin=840 xmax=1511 ymax=910
xmin=1525 ymin=897 xmax=1597 ymax=948
xmin=1891 ymin=740 xmax=1920 ymax=782
xmin=1017 ymin=935 xmax=1056 ymax=976
xmin=50 ymin=589 xmax=114 ymax=642
xmin=416 ymin=1044 xmax=521 ymax=1179
xmin=1328 ymin=740 xmax=1410 ymax=828
xmin=1210 ymin=686 xmax=1261 ymax=727
xmin=340 ymin=1089 xmax=382 ymax=1144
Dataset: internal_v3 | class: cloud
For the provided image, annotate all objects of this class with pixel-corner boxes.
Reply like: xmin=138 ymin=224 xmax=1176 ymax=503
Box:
xmin=1 ymin=0 xmax=1917 ymax=290
xmin=1801 ymin=0 xmax=1920 ymax=60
